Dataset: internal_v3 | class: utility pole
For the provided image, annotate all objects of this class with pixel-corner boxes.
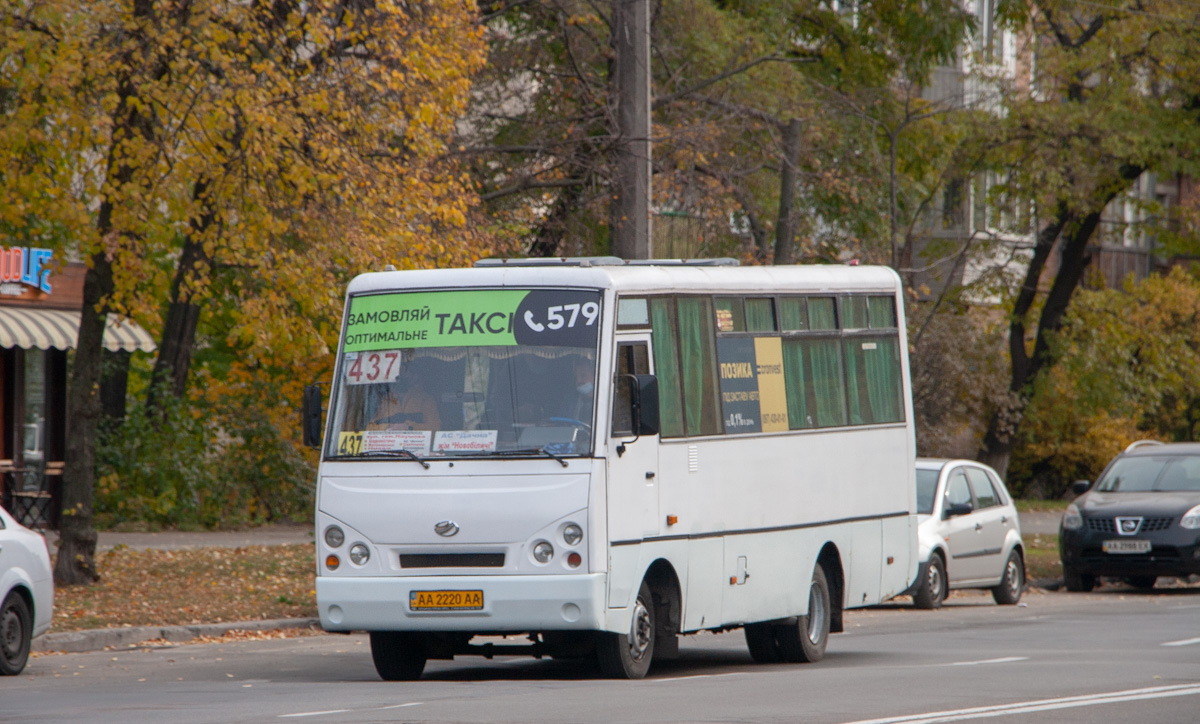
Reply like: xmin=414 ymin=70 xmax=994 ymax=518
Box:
xmin=610 ymin=0 xmax=652 ymax=260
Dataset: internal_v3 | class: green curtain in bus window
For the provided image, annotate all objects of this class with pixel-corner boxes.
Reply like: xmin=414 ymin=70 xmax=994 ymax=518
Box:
xmin=869 ymin=296 xmax=896 ymax=328
xmin=844 ymin=336 xmax=903 ymax=424
xmin=805 ymin=337 xmax=847 ymax=426
xmin=865 ymin=336 xmax=903 ymax=422
xmin=782 ymin=339 xmax=814 ymax=429
xmin=779 ymin=297 xmax=808 ymax=331
xmin=844 ymin=338 xmax=870 ymax=424
xmin=745 ymin=298 xmax=776 ymax=332
xmin=677 ymin=297 xmax=721 ymax=435
xmin=809 ymin=297 xmax=837 ymax=330
xmin=844 ymin=296 xmax=869 ymax=330
xmin=650 ymin=298 xmax=685 ymax=437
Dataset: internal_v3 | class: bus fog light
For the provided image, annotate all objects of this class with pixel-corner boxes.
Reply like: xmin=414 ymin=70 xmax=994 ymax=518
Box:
xmin=533 ymin=541 xmax=554 ymax=563
xmin=324 ymin=526 xmax=345 ymax=548
xmin=349 ymin=543 xmax=370 ymax=565
xmin=325 ymin=554 xmax=340 ymax=570
xmin=567 ymin=552 xmax=582 ymax=568
xmin=563 ymin=524 xmax=583 ymax=546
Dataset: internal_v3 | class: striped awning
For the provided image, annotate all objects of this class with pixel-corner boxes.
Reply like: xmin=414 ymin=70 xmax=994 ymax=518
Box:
xmin=0 ymin=307 xmax=156 ymax=353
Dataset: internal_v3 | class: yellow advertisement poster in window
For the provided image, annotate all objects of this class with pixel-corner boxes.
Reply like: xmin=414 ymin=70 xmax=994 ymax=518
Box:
xmin=754 ymin=337 xmax=788 ymax=432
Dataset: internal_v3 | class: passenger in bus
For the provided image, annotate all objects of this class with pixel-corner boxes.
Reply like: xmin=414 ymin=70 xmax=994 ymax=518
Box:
xmin=559 ymin=357 xmax=595 ymax=424
xmin=369 ymin=363 xmax=442 ymax=431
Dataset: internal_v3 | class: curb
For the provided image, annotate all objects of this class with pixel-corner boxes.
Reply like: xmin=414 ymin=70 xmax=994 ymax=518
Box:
xmin=33 ymin=617 xmax=322 ymax=654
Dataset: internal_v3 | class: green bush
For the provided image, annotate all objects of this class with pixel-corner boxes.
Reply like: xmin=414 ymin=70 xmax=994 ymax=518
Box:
xmin=95 ymin=388 xmax=313 ymax=530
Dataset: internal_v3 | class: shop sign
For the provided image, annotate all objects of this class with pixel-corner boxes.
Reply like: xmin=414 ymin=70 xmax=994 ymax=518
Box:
xmin=0 ymin=246 xmax=53 ymax=296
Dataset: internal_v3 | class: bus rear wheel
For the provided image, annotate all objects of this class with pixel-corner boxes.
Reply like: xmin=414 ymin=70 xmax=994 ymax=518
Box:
xmin=776 ymin=565 xmax=831 ymax=663
xmin=369 ymin=631 xmax=428 ymax=681
xmin=597 ymin=581 xmax=655 ymax=679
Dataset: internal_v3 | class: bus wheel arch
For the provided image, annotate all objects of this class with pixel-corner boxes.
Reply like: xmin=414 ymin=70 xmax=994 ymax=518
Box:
xmin=643 ymin=559 xmax=682 ymax=660
xmin=817 ymin=544 xmax=845 ymax=634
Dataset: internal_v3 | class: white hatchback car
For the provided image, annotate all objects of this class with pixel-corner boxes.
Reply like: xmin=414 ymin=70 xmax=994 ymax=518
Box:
xmin=0 ymin=506 xmax=53 ymax=674
xmin=905 ymin=459 xmax=1025 ymax=609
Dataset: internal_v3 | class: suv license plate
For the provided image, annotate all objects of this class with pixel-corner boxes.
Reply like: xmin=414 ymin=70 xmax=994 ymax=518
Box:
xmin=1103 ymin=539 xmax=1151 ymax=554
xmin=409 ymin=590 xmax=484 ymax=611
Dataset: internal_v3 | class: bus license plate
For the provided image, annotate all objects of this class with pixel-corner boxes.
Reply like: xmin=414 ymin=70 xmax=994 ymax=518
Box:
xmin=1103 ymin=539 xmax=1151 ymax=554
xmin=409 ymin=590 xmax=484 ymax=611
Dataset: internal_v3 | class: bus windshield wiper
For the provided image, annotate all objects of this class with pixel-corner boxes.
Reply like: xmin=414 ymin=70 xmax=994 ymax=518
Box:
xmin=329 ymin=449 xmax=430 ymax=468
xmin=492 ymin=447 xmax=570 ymax=467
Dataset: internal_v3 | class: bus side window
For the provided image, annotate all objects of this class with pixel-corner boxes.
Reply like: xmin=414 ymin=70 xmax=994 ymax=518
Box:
xmin=611 ymin=342 xmax=650 ymax=436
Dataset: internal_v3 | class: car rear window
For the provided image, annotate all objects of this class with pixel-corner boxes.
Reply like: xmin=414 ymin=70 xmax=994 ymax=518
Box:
xmin=1097 ymin=455 xmax=1200 ymax=492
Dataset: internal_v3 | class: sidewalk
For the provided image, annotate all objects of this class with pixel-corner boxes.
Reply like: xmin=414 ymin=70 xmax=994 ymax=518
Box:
xmin=34 ymin=522 xmax=319 ymax=654
xmin=44 ymin=521 xmax=314 ymax=551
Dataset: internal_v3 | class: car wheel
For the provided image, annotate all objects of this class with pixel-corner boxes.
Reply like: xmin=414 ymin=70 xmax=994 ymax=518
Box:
xmin=1063 ymin=566 xmax=1096 ymax=592
xmin=775 ymin=565 xmax=831 ymax=663
xmin=1124 ymin=576 xmax=1157 ymax=590
xmin=744 ymin=622 xmax=783 ymax=663
xmin=597 ymin=581 xmax=655 ymax=679
xmin=991 ymin=550 xmax=1024 ymax=605
xmin=0 ymin=592 xmax=32 ymax=676
xmin=913 ymin=554 xmax=946 ymax=610
xmin=369 ymin=631 xmax=428 ymax=681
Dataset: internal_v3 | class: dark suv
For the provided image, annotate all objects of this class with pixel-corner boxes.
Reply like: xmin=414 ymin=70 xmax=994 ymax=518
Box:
xmin=1059 ymin=441 xmax=1200 ymax=591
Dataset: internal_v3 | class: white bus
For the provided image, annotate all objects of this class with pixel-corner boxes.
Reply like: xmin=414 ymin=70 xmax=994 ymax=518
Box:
xmin=306 ymin=258 xmax=918 ymax=680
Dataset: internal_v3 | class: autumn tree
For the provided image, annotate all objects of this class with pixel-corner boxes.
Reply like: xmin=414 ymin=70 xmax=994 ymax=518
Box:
xmin=461 ymin=0 xmax=975 ymax=263
xmin=2 ymin=0 xmax=486 ymax=584
xmin=1010 ymin=268 xmax=1200 ymax=496
xmin=976 ymin=0 xmax=1200 ymax=477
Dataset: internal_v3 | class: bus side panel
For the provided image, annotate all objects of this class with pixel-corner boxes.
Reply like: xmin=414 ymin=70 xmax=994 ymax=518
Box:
xmin=880 ymin=514 xmax=917 ymax=600
xmin=682 ymin=538 xmax=723 ymax=631
xmin=842 ymin=520 xmax=882 ymax=609
xmin=722 ymin=532 xmax=818 ymax=625
xmin=607 ymin=543 xmax=643 ymax=609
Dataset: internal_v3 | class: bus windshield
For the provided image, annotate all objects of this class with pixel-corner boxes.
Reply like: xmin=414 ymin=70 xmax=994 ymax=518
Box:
xmin=325 ymin=288 xmax=601 ymax=460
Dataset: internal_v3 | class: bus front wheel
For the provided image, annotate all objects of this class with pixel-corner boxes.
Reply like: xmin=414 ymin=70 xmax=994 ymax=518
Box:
xmin=597 ymin=581 xmax=655 ymax=679
xmin=776 ymin=565 xmax=831 ymax=663
xmin=370 ymin=631 xmax=428 ymax=681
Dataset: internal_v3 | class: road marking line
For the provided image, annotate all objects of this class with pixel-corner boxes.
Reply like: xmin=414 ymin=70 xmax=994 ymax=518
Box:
xmin=653 ymin=672 xmax=748 ymax=683
xmin=376 ymin=703 xmax=422 ymax=710
xmin=1162 ymin=636 xmax=1200 ymax=647
xmin=940 ymin=657 xmax=1028 ymax=667
xmin=279 ymin=710 xmax=351 ymax=718
xmin=840 ymin=683 xmax=1200 ymax=724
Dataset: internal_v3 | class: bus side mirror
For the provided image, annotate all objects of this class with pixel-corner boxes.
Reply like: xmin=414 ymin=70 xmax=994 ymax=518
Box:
xmin=302 ymin=384 xmax=323 ymax=448
xmin=632 ymin=374 xmax=659 ymax=436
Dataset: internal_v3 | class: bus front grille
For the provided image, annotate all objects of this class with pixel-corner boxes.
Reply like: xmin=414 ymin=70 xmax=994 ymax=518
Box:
xmin=399 ymin=553 xmax=506 ymax=568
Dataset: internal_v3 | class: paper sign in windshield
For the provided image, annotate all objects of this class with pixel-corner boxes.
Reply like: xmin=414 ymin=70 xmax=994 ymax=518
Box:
xmin=433 ymin=430 xmax=498 ymax=453
xmin=363 ymin=430 xmax=432 ymax=455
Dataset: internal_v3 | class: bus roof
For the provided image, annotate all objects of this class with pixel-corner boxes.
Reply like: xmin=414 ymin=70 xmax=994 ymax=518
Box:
xmin=345 ymin=260 xmax=902 ymax=297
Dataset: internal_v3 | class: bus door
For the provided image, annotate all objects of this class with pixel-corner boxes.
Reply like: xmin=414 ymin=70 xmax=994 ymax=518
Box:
xmin=606 ymin=336 xmax=659 ymax=541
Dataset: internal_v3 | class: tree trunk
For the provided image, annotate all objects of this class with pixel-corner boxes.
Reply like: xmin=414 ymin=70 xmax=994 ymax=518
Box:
xmin=56 ymin=0 xmax=163 ymax=585
xmin=55 ymin=247 xmax=113 ymax=585
xmin=146 ymin=177 xmax=215 ymax=413
xmin=609 ymin=0 xmax=652 ymax=259
xmin=977 ymin=165 xmax=1144 ymax=478
xmin=773 ymin=118 xmax=802 ymax=265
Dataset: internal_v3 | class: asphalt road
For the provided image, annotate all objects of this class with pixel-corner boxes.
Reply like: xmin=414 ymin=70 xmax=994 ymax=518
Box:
xmin=6 ymin=586 xmax=1199 ymax=724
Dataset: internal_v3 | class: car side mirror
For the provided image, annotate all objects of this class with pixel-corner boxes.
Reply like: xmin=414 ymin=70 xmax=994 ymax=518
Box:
xmin=1072 ymin=480 xmax=1091 ymax=496
xmin=302 ymin=384 xmax=323 ymax=449
xmin=944 ymin=502 xmax=973 ymax=519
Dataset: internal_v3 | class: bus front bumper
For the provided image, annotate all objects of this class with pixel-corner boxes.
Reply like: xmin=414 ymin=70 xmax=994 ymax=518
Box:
xmin=317 ymin=573 xmax=608 ymax=633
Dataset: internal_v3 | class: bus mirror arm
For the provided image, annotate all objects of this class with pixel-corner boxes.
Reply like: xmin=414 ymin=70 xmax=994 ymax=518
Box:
xmin=302 ymin=384 xmax=323 ymax=449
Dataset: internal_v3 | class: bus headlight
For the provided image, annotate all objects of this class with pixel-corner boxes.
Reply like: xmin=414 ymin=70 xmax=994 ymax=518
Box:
xmin=533 ymin=541 xmax=554 ymax=564
xmin=563 ymin=524 xmax=583 ymax=546
xmin=349 ymin=543 xmax=370 ymax=565
xmin=324 ymin=526 xmax=345 ymax=548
